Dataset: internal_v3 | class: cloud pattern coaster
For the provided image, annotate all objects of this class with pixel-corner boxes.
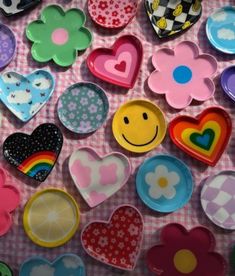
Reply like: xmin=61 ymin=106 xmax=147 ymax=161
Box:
xmin=0 ymin=70 xmax=55 ymax=122
xmin=69 ymin=147 xmax=131 ymax=207
xmin=201 ymin=171 xmax=235 ymax=230
xmin=145 ymin=0 xmax=202 ymax=38
xmin=3 ymin=123 xmax=63 ymax=182
xmin=206 ymin=6 xmax=235 ymax=54
xmin=57 ymin=82 xmax=109 ymax=134
xmin=20 ymin=254 xmax=85 ymax=276
xmin=0 ymin=0 xmax=41 ymax=16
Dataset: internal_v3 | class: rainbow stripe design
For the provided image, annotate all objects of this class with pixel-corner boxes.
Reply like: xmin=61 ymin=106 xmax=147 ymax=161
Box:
xmin=17 ymin=151 xmax=56 ymax=177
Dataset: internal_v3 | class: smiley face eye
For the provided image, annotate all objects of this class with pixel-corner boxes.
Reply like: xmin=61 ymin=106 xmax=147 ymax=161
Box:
xmin=143 ymin=112 xmax=148 ymax=120
xmin=124 ymin=116 xmax=129 ymax=124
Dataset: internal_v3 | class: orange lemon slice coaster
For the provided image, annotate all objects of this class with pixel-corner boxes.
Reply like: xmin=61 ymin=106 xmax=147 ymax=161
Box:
xmin=23 ymin=189 xmax=80 ymax=248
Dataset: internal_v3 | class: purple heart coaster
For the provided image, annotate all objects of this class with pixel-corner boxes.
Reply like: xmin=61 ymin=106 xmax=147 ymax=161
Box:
xmin=221 ymin=66 xmax=235 ymax=102
xmin=0 ymin=24 xmax=16 ymax=69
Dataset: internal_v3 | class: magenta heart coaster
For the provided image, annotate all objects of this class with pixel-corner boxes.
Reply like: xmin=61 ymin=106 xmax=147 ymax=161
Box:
xmin=87 ymin=35 xmax=143 ymax=89
xmin=69 ymin=147 xmax=131 ymax=207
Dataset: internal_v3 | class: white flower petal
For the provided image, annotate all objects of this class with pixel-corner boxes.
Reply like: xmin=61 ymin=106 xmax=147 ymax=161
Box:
xmin=149 ymin=185 xmax=163 ymax=199
xmin=162 ymin=186 xmax=176 ymax=199
xmin=154 ymin=165 xmax=168 ymax=177
xmin=167 ymin=172 xmax=180 ymax=186
xmin=145 ymin=172 xmax=156 ymax=186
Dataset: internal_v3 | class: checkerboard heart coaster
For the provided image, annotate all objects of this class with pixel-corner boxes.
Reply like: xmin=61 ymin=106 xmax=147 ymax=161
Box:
xmin=169 ymin=107 xmax=232 ymax=166
xmin=69 ymin=148 xmax=131 ymax=207
xmin=81 ymin=205 xmax=144 ymax=271
xmin=145 ymin=0 xmax=202 ymax=38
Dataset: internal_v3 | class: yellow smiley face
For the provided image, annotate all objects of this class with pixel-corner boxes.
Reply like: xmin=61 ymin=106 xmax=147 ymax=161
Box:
xmin=112 ymin=99 xmax=167 ymax=153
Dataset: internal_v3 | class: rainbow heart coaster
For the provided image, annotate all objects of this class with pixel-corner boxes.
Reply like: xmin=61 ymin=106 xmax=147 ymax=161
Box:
xmin=169 ymin=107 xmax=232 ymax=166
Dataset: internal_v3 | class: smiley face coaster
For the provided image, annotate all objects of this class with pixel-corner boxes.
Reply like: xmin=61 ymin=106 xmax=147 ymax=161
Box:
xmin=112 ymin=99 xmax=167 ymax=153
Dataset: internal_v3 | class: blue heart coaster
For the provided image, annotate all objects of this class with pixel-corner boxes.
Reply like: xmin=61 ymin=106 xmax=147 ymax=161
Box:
xmin=20 ymin=254 xmax=86 ymax=276
xmin=0 ymin=70 xmax=55 ymax=122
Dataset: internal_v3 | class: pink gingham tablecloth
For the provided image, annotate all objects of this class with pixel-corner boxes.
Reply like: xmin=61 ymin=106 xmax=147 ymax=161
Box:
xmin=0 ymin=0 xmax=235 ymax=275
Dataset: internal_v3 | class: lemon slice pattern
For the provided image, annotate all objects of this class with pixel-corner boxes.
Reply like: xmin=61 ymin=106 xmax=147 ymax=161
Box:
xmin=23 ymin=189 xmax=80 ymax=248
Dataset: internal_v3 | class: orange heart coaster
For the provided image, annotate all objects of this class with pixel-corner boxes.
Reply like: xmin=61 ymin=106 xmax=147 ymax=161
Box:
xmin=169 ymin=107 xmax=232 ymax=166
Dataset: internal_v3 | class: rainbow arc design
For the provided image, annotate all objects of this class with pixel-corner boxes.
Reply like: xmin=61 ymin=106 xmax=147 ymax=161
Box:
xmin=17 ymin=151 xmax=56 ymax=177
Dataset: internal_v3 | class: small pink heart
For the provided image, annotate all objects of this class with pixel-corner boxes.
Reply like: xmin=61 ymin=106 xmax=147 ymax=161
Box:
xmin=87 ymin=35 xmax=143 ymax=89
xmin=69 ymin=148 xmax=131 ymax=207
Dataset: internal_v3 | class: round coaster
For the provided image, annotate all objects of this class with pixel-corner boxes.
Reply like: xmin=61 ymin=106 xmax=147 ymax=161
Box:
xmin=136 ymin=154 xmax=194 ymax=213
xmin=112 ymin=99 xmax=167 ymax=153
xmin=57 ymin=82 xmax=109 ymax=134
xmin=221 ymin=66 xmax=235 ymax=102
xmin=206 ymin=6 xmax=235 ymax=54
xmin=0 ymin=23 xmax=16 ymax=69
xmin=0 ymin=261 xmax=13 ymax=276
xmin=23 ymin=189 xmax=80 ymax=248
xmin=201 ymin=170 xmax=235 ymax=230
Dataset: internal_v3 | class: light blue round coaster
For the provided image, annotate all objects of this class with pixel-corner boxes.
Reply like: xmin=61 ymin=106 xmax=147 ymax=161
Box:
xmin=136 ymin=154 xmax=194 ymax=213
xmin=57 ymin=82 xmax=109 ymax=134
xmin=206 ymin=6 xmax=235 ymax=54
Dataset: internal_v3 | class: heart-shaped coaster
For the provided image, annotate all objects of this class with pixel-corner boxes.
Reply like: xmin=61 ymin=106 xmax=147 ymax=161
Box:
xmin=0 ymin=70 xmax=55 ymax=122
xmin=169 ymin=107 xmax=232 ymax=166
xmin=87 ymin=35 xmax=143 ymax=88
xmin=145 ymin=0 xmax=202 ymax=38
xmin=3 ymin=123 xmax=63 ymax=182
xmin=20 ymin=254 xmax=85 ymax=276
xmin=69 ymin=147 xmax=131 ymax=207
xmin=0 ymin=0 xmax=41 ymax=16
xmin=81 ymin=205 xmax=144 ymax=271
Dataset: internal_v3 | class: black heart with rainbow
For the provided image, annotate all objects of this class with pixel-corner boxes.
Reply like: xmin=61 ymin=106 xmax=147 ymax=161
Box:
xmin=3 ymin=123 xmax=63 ymax=182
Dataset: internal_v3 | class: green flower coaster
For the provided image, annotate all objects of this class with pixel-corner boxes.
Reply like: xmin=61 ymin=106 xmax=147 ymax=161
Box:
xmin=26 ymin=5 xmax=92 ymax=67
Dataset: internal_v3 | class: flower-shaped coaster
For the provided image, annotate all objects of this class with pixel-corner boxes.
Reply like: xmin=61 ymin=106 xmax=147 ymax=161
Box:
xmin=20 ymin=254 xmax=85 ymax=276
xmin=0 ymin=23 xmax=16 ymax=69
xmin=26 ymin=5 xmax=92 ymax=67
xmin=0 ymin=70 xmax=55 ymax=122
xmin=3 ymin=123 xmax=63 ymax=182
xmin=145 ymin=0 xmax=202 ymax=38
xmin=169 ymin=107 xmax=232 ymax=166
xmin=0 ymin=261 xmax=13 ymax=276
xmin=57 ymin=82 xmax=109 ymax=134
xmin=81 ymin=205 xmax=144 ymax=271
xmin=147 ymin=223 xmax=227 ymax=275
xmin=0 ymin=167 xmax=20 ymax=236
xmin=201 ymin=171 xmax=235 ymax=230
xmin=23 ymin=189 xmax=80 ymax=248
xmin=69 ymin=147 xmax=131 ymax=207
xmin=136 ymin=154 xmax=193 ymax=213
xmin=0 ymin=0 xmax=41 ymax=16
xmin=88 ymin=0 xmax=138 ymax=28
xmin=148 ymin=41 xmax=217 ymax=109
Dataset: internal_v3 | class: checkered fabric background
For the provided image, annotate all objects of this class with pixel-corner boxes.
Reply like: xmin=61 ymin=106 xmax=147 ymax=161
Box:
xmin=0 ymin=0 xmax=234 ymax=275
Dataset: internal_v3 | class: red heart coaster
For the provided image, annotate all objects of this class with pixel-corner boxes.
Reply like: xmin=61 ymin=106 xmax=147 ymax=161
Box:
xmin=87 ymin=35 xmax=143 ymax=89
xmin=81 ymin=205 xmax=144 ymax=270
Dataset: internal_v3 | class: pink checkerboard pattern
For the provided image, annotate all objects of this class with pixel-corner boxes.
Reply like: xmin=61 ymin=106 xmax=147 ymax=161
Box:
xmin=0 ymin=0 xmax=234 ymax=275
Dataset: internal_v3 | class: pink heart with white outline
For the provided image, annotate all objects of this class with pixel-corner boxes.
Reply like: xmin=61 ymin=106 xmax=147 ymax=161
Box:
xmin=68 ymin=147 xmax=131 ymax=207
xmin=87 ymin=35 xmax=143 ymax=88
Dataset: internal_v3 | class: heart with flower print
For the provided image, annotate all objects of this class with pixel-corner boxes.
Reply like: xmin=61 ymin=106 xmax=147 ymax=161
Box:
xmin=81 ymin=205 xmax=144 ymax=271
xmin=87 ymin=35 xmax=143 ymax=88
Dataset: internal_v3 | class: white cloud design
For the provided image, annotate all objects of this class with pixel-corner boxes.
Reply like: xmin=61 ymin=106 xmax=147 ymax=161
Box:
xmin=32 ymin=77 xmax=52 ymax=90
xmin=30 ymin=264 xmax=55 ymax=276
xmin=211 ymin=11 xmax=227 ymax=22
xmin=7 ymin=90 xmax=32 ymax=104
xmin=62 ymin=256 xmax=82 ymax=269
xmin=217 ymin=28 xmax=235 ymax=40
xmin=1 ymin=73 xmax=21 ymax=84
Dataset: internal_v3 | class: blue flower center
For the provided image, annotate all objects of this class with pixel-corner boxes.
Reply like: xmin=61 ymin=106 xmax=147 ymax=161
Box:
xmin=173 ymin=65 xmax=192 ymax=84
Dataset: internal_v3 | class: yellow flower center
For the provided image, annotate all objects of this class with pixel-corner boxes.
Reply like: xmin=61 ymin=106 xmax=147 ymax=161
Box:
xmin=157 ymin=177 xmax=168 ymax=188
xmin=173 ymin=249 xmax=197 ymax=274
